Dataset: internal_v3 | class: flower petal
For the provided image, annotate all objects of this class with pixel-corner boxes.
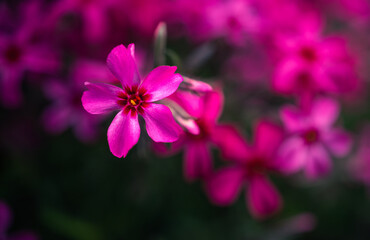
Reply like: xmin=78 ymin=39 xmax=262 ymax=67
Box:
xmin=81 ymin=82 xmax=122 ymax=114
xmin=200 ymin=89 xmax=224 ymax=123
xmin=211 ymin=124 xmax=251 ymax=163
xmin=305 ymin=144 xmax=332 ymax=179
xmin=322 ymin=128 xmax=352 ymax=157
xmin=247 ymin=175 xmax=282 ymax=219
xmin=106 ymin=44 xmax=140 ymax=87
xmin=311 ymin=97 xmax=339 ymax=129
xmin=142 ymin=103 xmax=181 ymax=142
xmin=183 ymin=141 xmax=212 ymax=182
xmin=205 ymin=167 xmax=245 ymax=205
xmin=107 ymin=111 xmax=140 ymax=158
xmin=255 ymin=120 xmax=284 ymax=159
xmin=140 ymin=66 xmax=183 ymax=102
xmin=275 ymin=136 xmax=307 ymax=174
xmin=280 ymin=105 xmax=307 ymax=132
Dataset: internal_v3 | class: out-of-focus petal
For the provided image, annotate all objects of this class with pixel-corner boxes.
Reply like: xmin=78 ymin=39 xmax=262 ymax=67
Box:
xmin=183 ymin=141 xmax=212 ymax=181
xmin=200 ymin=89 xmax=224 ymax=123
xmin=205 ymin=167 xmax=245 ymax=205
xmin=106 ymin=44 xmax=140 ymax=87
xmin=305 ymin=144 xmax=332 ymax=179
xmin=275 ymin=136 xmax=307 ymax=174
xmin=247 ymin=175 xmax=282 ymax=219
xmin=140 ymin=66 xmax=183 ymax=102
xmin=255 ymin=120 xmax=284 ymax=159
xmin=42 ymin=106 xmax=71 ymax=134
xmin=211 ymin=124 xmax=251 ymax=163
xmin=81 ymin=82 xmax=122 ymax=114
xmin=9 ymin=232 xmax=38 ymax=240
xmin=107 ymin=111 xmax=140 ymax=158
xmin=322 ymin=128 xmax=352 ymax=157
xmin=142 ymin=103 xmax=181 ymax=142
xmin=311 ymin=97 xmax=339 ymax=129
xmin=280 ymin=105 xmax=307 ymax=132
xmin=83 ymin=5 xmax=107 ymax=43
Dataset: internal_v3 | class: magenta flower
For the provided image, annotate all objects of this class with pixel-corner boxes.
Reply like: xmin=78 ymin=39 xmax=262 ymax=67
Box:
xmin=163 ymin=89 xmax=248 ymax=182
xmin=0 ymin=2 xmax=59 ymax=107
xmin=272 ymin=22 xmax=359 ymax=106
xmin=206 ymin=120 xmax=284 ymax=219
xmin=0 ymin=201 xmax=38 ymax=240
xmin=82 ymin=44 xmax=183 ymax=157
xmin=43 ymin=60 xmax=112 ymax=142
xmin=277 ymin=97 xmax=352 ymax=179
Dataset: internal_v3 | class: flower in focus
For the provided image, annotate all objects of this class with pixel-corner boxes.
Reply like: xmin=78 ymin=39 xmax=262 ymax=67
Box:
xmin=82 ymin=44 xmax=183 ymax=158
xmin=43 ymin=60 xmax=112 ymax=142
xmin=162 ymin=88 xmax=249 ymax=182
xmin=206 ymin=120 xmax=284 ymax=218
xmin=0 ymin=2 xmax=59 ymax=107
xmin=0 ymin=201 xmax=38 ymax=240
xmin=277 ymin=97 xmax=352 ymax=179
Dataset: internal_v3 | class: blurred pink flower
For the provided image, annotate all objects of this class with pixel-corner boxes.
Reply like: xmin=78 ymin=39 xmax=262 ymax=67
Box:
xmin=43 ymin=60 xmax=112 ymax=142
xmin=277 ymin=97 xmax=352 ymax=179
xmin=206 ymin=120 xmax=284 ymax=218
xmin=349 ymin=125 xmax=370 ymax=186
xmin=82 ymin=44 xmax=183 ymax=158
xmin=0 ymin=2 xmax=59 ymax=107
xmin=205 ymin=0 xmax=261 ymax=45
xmin=163 ymin=89 xmax=248 ymax=182
xmin=0 ymin=201 xmax=38 ymax=240
xmin=273 ymin=23 xmax=359 ymax=107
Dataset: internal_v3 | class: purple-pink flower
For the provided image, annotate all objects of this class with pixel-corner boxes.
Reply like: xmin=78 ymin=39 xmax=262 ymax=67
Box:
xmin=277 ymin=97 xmax=352 ymax=179
xmin=0 ymin=2 xmax=59 ymax=107
xmin=82 ymin=44 xmax=183 ymax=157
xmin=272 ymin=22 xmax=359 ymax=106
xmin=206 ymin=120 xmax=284 ymax=219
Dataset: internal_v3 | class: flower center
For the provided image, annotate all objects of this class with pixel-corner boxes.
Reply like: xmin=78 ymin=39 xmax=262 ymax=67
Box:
xmin=300 ymin=46 xmax=317 ymax=63
xmin=117 ymin=86 xmax=150 ymax=116
xmin=302 ymin=129 xmax=319 ymax=144
xmin=295 ymin=71 xmax=312 ymax=90
xmin=246 ymin=157 xmax=266 ymax=177
xmin=129 ymin=95 xmax=141 ymax=106
xmin=4 ymin=45 xmax=22 ymax=64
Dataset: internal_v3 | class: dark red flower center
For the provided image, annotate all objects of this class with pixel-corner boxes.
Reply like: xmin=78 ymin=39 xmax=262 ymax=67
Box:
xmin=295 ymin=71 xmax=313 ymax=90
xmin=245 ymin=157 xmax=267 ymax=177
xmin=300 ymin=46 xmax=317 ymax=63
xmin=117 ymin=85 xmax=150 ymax=116
xmin=4 ymin=45 xmax=22 ymax=64
xmin=227 ymin=16 xmax=241 ymax=30
xmin=302 ymin=128 xmax=319 ymax=144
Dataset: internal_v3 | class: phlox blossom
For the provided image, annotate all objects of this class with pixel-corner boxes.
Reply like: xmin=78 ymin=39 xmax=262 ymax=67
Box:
xmin=82 ymin=44 xmax=183 ymax=157
xmin=162 ymin=89 xmax=249 ymax=182
xmin=277 ymin=98 xmax=352 ymax=179
xmin=206 ymin=120 xmax=284 ymax=218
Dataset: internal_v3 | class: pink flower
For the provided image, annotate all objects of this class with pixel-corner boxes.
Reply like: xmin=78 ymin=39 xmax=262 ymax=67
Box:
xmin=273 ymin=23 xmax=359 ymax=106
xmin=0 ymin=201 xmax=38 ymax=240
xmin=0 ymin=2 xmax=59 ymax=107
xmin=43 ymin=60 xmax=112 ymax=142
xmin=163 ymin=89 xmax=248 ymax=182
xmin=206 ymin=120 xmax=284 ymax=219
xmin=277 ymin=97 xmax=352 ymax=179
xmin=82 ymin=44 xmax=183 ymax=157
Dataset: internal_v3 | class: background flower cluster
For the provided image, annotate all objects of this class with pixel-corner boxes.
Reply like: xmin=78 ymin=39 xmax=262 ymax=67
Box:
xmin=1 ymin=0 xmax=370 ymax=239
